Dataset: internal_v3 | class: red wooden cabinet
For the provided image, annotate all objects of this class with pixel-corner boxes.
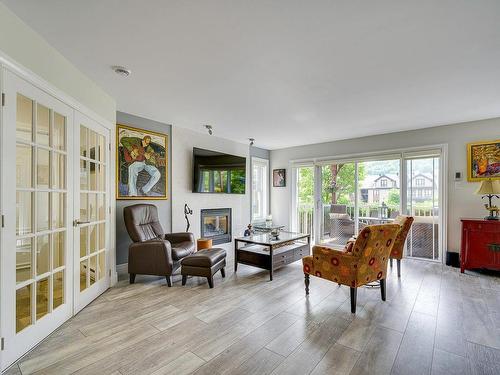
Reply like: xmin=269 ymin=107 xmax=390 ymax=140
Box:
xmin=461 ymin=219 xmax=500 ymax=273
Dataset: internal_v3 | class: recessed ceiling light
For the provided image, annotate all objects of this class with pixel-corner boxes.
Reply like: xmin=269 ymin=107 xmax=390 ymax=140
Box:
xmin=112 ymin=65 xmax=131 ymax=77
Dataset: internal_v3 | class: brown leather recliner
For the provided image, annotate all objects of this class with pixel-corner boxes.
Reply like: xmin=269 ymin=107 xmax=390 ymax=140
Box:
xmin=123 ymin=204 xmax=195 ymax=286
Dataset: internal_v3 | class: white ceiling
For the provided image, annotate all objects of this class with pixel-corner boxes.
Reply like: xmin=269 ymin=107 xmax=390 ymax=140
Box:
xmin=4 ymin=0 xmax=500 ymax=150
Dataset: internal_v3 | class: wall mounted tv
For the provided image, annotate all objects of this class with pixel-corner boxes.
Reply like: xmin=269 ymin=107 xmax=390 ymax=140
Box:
xmin=192 ymin=147 xmax=246 ymax=194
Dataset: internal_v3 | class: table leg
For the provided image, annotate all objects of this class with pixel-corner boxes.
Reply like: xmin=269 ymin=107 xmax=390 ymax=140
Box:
xmin=234 ymin=239 xmax=238 ymax=272
xmin=269 ymin=246 xmax=273 ymax=281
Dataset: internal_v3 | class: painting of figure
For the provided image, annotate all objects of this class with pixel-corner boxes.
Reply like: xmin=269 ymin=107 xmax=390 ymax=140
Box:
xmin=117 ymin=124 xmax=168 ymax=199
xmin=467 ymin=140 xmax=500 ymax=181
xmin=273 ymin=169 xmax=286 ymax=187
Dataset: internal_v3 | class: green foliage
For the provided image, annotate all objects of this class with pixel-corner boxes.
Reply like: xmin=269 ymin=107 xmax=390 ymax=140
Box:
xmin=297 ymin=164 xmax=366 ymax=205
xmin=387 ymin=188 xmax=400 ymax=208
xmin=230 ymin=169 xmax=246 ymax=194
xmin=297 ymin=167 xmax=314 ymax=205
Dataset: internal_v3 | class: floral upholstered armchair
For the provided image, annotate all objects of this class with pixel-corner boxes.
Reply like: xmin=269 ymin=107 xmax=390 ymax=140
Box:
xmin=388 ymin=215 xmax=414 ymax=277
xmin=344 ymin=215 xmax=414 ymax=277
xmin=302 ymin=223 xmax=401 ymax=313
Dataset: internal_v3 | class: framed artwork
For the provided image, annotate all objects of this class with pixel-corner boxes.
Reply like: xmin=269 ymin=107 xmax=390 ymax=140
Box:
xmin=117 ymin=124 xmax=168 ymax=199
xmin=273 ymin=169 xmax=286 ymax=187
xmin=467 ymin=139 xmax=500 ymax=181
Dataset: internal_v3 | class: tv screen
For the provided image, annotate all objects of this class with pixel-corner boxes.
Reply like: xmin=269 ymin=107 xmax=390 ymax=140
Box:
xmin=192 ymin=148 xmax=246 ymax=194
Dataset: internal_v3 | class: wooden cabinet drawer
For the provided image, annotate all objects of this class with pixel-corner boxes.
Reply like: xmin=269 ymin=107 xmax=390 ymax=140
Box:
xmin=294 ymin=246 xmax=309 ymax=261
xmin=273 ymin=251 xmax=294 ymax=267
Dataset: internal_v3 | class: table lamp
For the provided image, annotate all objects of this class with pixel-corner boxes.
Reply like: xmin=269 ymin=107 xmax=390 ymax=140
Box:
xmin=475 ymin=179 xmax=500 ymax=220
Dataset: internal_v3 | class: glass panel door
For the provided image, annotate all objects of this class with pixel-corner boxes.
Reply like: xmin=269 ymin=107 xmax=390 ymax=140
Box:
xmin=1 ymin=71 xmax=73 ymax=370
xmin=293 ymin=166 xmax=315 ymax=239
xmin=404 ymin=156 xmax=441 ymax=261
xmin=73 ymin=112 xmax=109 ymax=313
xmin=319 ymin=163 xmax=356 ymax=247
xmin=357 ymin=159 xmax=401 ymax=230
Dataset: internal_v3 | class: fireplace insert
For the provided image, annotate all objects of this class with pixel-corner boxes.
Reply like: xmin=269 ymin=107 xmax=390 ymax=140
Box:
xmin=200 ymin=208 xmax=232 ymax=245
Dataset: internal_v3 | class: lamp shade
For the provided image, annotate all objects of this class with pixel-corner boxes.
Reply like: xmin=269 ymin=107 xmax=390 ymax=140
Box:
xmin=476 ymin=179 xmax=500 ymax=195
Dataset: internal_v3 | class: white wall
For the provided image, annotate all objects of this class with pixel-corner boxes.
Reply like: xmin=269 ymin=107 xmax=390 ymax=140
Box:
xmin=270 ymin=117 xmax=500 ymax=254
xmin=0 ymin=3 xmax=115 ymax=123
xmin=172 ymin=127 xmax=250 ymax=267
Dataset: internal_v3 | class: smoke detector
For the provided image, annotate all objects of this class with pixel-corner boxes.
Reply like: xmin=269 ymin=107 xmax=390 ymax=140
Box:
xmin=112 ymin=65 xmax=131 ymax=77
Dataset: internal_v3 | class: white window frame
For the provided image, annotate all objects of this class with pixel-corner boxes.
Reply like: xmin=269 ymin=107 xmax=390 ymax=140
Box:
xmin=251 ymin=157 xmax=269 ymax=223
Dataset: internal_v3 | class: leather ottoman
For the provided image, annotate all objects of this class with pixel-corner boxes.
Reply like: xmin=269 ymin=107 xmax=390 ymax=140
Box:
xmin=181 ymin=248 xmax=226 ymax=288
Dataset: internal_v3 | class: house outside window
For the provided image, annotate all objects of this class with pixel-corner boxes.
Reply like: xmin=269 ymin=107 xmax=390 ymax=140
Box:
xmin=416 ymin=177 xmax=424 ymax=186
xmin=380 ymin=178 xmax=387 ymax=187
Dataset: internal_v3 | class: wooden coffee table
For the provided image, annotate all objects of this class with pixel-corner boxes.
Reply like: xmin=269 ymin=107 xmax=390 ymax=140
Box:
xmin=234 ymin=232 xmax=311 ymax=281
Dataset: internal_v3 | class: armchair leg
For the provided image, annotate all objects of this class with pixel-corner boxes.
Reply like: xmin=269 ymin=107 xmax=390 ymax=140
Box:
xmin=304 ymin=273 xmax=310 ymax=295
xmin=390 ymin=258 xmax=393 ymax=267
xmin=397 ymin=259 xmax=401 ymax=278
xmin=129 ymin=273 xmax=136 ymax=284
xmin=182 ymin=275 xmax=187 ymax=286
xmin=380 ymin=278 xmax=386 ymax=301
xmin=166 ymin=276 xmax=172 ymax=287
xmin=350 ymin=287 xmax=357 ymax=313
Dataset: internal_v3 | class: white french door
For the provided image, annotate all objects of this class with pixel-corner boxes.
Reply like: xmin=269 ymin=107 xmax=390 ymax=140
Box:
xmin=1 ymin=70 xmax=73 ymax=368
xmin=73 ymin=112 xmax=110 ymax=313
xmin=0 ymin=70 xmax=112 ymax=370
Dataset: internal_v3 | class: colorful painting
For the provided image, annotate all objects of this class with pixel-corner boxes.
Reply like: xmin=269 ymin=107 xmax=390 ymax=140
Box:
xmin=273 ymin=169 xmax=286 ymax=187
xmin=117 ymin=124 xmax=168 ymax=199
xmin=467 ymin=140 xmax=500 ymax=181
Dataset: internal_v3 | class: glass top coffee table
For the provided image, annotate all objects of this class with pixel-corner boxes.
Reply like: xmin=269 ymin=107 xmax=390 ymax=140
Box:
xmin=234 ymin=231 xmax=311 ymax=281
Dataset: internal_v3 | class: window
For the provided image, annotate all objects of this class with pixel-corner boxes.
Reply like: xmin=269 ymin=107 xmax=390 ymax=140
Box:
xmin=416 ymin=177 xmax=424 ymax=186
xmin=380 ymin=178 xmax=387 ymax=187
xmin=251 ymin=157 xmax=269 ymax=221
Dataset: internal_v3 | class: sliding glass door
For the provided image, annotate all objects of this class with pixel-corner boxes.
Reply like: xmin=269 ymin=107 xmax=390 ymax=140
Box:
xmin=292 ymin=149 xmax=443 ymax=262
xmin=357 ymin=159 xmax=401 ymax=228
xmin=404 ymin=155 xmax=441 ymax=260
xmin=319 ymin=163 xmax=356 ymax=247
xmin=293 ymin=166 xmax=315 ymax=240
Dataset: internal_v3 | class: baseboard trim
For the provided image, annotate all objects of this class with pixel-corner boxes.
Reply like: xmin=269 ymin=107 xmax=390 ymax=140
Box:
xmin=116 ymin=263 xmax=128 ymax=276
xmin=445 ymin=251 xmax=460 ymax=268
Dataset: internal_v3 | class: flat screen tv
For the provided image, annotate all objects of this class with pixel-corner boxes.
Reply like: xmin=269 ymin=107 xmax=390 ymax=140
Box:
xmin=192 ymin=148 xmax=246 ymax=194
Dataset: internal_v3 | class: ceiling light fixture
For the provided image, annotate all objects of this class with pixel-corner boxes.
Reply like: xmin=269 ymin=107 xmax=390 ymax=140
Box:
xmin=249 ymin=138 xmax=255 ymax=146
xmin=112 ymin=65 xmax=131 ymax=77
xmin=204 ymin=125 xmax=213 ymax=135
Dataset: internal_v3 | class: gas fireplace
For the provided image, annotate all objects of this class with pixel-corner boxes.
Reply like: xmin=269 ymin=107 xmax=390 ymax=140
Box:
xmin=200 ymin=208 xmax=232 ymax=245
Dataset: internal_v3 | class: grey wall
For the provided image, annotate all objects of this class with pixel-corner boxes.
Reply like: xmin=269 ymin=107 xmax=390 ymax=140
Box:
xmin=115 ymin=112 xmax=172 ymax=265
xmin=249 ymin=146 xmax=271 ymax=222
xmin=270 ymin=117 xmax=500 ymax=254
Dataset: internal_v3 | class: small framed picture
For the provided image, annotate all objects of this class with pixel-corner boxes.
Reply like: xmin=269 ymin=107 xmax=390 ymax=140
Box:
xmin=273 ymin=169 xmax=286 ymax=187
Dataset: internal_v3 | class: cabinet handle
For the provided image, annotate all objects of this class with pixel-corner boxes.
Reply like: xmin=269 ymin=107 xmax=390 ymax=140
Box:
xmin=487 ymin=243 xmax=500 ymax=252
